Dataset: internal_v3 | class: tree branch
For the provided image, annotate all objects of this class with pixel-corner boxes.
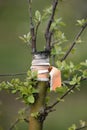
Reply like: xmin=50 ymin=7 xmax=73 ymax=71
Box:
xmin=47 ymin=84 xmax=76 ymax=110
xmin=9 ymin=118 xmax=20 ymax=130
xmin=8 ymin=118 xmax=29 ymax=130
xmin=24 ymin=118 xmax=29 ymax=123
xmin=75 ymin=125 xmax=87 ymax=130
xmin=61 ymin=22 xmax=87 ymax=62
xmin=28 ymin=0 xmax=36 ymax=53
xmin=45 ymin=0 xmax=59 ymax=51
xmin=51 ymin=40 xmax=59 ymax=46
xmin=45 ymin=77 xmax=87 ymax=112
xmin=8 ymin=106 xmax=29 ymax=130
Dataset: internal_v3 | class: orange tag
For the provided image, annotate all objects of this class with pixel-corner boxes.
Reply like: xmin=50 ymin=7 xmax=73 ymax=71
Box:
xmin=49 ymin=66 xmax=61 ymax=91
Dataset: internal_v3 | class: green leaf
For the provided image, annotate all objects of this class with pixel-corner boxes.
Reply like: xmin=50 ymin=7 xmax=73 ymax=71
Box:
xmin=19 ymin=36 xmax=27 ymax=43
xmin=12 ymin=89 xmax=17 ymax=94
xmin=0 ymin=81 xmax=6 ymax=88
xmin=68 ymin=124 xmax=77 ymax=130
xmin=57 ymin=98 xmax=64 ymax=102
xmin=56 ymin=87 xmax=68 ymax=94
xmin=19 ymin=32 xmax=31 ymax=44
xmin=31 ymin=112 xmax=39 ymax=118
xmin=80 ymin=120 xmax=86 ymax=127
xmin=27 ymin=95 xmax=35 ymax=104
xmin=82 ymin=70 xmax=87 ymax=78
xmin=45 ymin=96 xmax=50 ymax=104
xmin=76 ymin=37 xmax=82 ymax=44
xmin=27 ymin=70 xmax=37 ymax=80
xmin=42 ymin=6 xmax=52 ymax=20
xmin=80 ymin=60 xmax=87 ymax=66
xmin=35 ymin=10 xmax=41 ymax=22
xmin=24 ymin=82 xmax=29 ymax=87
xmin=69 ymin=76 xmax=81 ymax=85
xmin=32 ymin=88 xmax=39 ymax=94
xmin=77 ymin=19 xmax=87 ymax=27
xmin=51 ymin=18 xmax=65 ymax=31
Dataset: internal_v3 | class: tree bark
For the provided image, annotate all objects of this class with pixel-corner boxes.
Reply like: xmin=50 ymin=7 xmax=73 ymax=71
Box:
xmin=29 ymin=81 xmax=48 ymax=130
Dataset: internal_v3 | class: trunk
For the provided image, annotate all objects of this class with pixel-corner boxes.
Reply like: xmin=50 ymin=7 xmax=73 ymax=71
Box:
xmin=29 ymin=81 xmax=48 ymax=130
xmin=29 ymin=52 xmax=50 ymax=130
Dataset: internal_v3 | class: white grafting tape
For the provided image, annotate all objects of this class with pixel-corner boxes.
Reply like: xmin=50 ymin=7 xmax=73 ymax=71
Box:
xmin=37 ymin=78 xmax=49 ymax=81
xmin=31 ymin=53 xmax=61 ymax=90
xmin=31 ymin=52 xmax=50 ymax=81
xmin=38 ymin=70 xmax=49 ymax=74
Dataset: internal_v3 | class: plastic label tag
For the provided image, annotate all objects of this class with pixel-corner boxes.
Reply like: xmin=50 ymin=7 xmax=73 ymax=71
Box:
xmin=49 ymin=66 xmax=61 ymax=91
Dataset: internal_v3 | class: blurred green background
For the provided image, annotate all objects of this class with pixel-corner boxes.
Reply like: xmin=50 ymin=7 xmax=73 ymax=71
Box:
xmin=0 ymin=0 xmax=87 ymax=130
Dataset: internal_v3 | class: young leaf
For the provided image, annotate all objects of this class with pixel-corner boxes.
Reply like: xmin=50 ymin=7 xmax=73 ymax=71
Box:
xmin=31 ymin=112 xmax=39 ymax=118
xmin=68 ymin=124 xmax=77 ymax=130
xmin=57 ymin=98 xmax=64 ymax=102
xmin=79 ymin=120 xmax=86 ymax=127
xmin=76 ymin=37 xmax=82 ymax=44
xmin=35 ymin=10 xmax=41 ymax=22
xmin=77 ymin=19 xmax=87 ymax=27
xmin=56 ymin=87 xmax=68 ymax=94
xmin=27 ymin=95 xmax=35 ymax=104
xmin=82 ymin=70 xmax=87 ymax=78
xmin=19 ymin=32 xmax=31 ymax=44
xmin=42 ymin=6 xmax=52 ymax=20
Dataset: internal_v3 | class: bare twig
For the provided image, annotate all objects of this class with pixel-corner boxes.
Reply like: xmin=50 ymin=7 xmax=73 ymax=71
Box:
xmin=45 ymin=0 xmax=59 ymax=51
xmin=61 ymin=22 xmax=87 ymax=61
xmin=0 ymin=72 xmax=26 ymax=77
xmin=75 ymin=125 xmax=87 ymax=130
xmin=28 ymin=0 xmax=36 ymax=53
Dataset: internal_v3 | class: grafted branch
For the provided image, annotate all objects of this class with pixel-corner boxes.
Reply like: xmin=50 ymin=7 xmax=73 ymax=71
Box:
xmin=61 ymin=22 xmax=87 ymax=61
xmin=28 ymin=0 xmax=36 ymax=53
xmin=45 ymin=0 xmax=59 ymax=51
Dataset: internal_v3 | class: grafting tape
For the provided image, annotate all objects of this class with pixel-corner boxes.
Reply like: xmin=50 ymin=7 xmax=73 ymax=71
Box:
xmin=30 ymin=52 xmax=61 ymax=90
xmin=31 ymin=52 xmax=50 ymax=81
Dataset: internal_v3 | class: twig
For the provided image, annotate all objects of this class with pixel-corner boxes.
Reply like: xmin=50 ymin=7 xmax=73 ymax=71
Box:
xmin=28 ymin=0 xmax=36 ymax=53
xmin=45 ymin=0 xmax=59 ymax=51
xmin=0 ymin=72 xmax=26 ymax=77
xmin=24 ymin=118 xmax=29 ymax=123
xmin=38 ymin=83 xmax=78 ymax=122
xmin=9 ymin=118 xmax=20 ymax=130
xmin=9 ymin=118 xmax=29 ymax=130
xmin=8 ymin=106 xmax=29 ymax=130
xmin=35 ymin=21 xmax=41 ymax=41
xmin=51 ymin=40 xmax=59 ymax=46
xmin=46 ymin=77 xmax=87 ymax=111
xmin=75 ymin=125 xmax=87 ymax=130
xmin=61 ymin=22 xmax=87 ymax=61
xmin=48 ymin=84 xmax=76 ymax=110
